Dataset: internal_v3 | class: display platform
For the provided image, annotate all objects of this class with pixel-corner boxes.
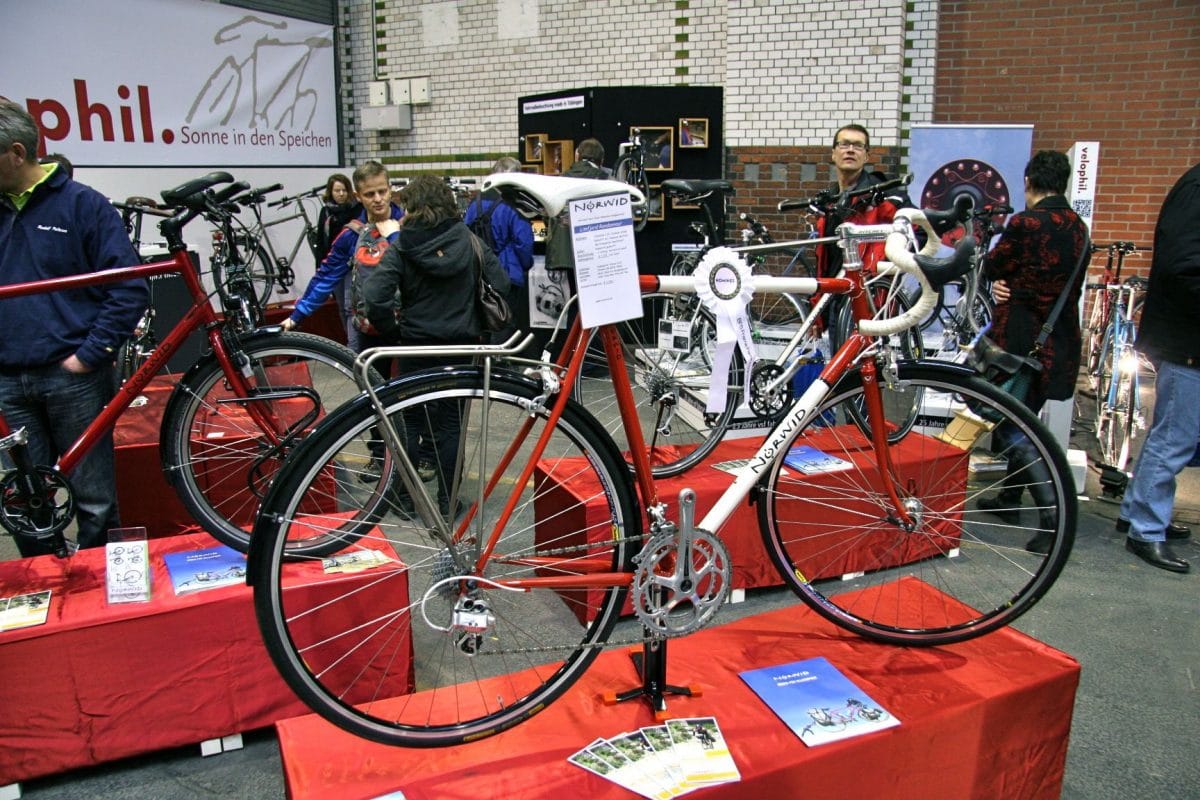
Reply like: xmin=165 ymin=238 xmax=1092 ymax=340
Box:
xmin=0 ymin=532 xmax=409 ymax=786
xmin=114 ymin=374 xmax=197 ymax=534
xmin=275 ymin=579 xmax=1080 ymax=800
xmin=535 ymin=427 xmax=968 ymax=606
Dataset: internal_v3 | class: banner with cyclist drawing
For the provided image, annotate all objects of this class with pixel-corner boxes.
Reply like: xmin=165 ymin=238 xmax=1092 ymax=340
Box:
xmin=4 ymin=0 xmax=337 ymax=166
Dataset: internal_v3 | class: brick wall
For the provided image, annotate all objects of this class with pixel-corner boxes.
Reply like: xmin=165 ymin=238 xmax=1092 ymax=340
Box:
xmin=936 ymin=0 xmax=1200 ymax=274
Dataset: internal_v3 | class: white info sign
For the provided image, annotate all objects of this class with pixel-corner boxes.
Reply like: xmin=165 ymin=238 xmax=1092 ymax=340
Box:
xmin=568 ymin=192 xmax=643 ymax=328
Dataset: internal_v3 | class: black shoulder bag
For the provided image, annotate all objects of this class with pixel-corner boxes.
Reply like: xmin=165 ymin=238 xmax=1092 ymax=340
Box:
xmin=969 ymin=230 xmax=1091 ymax=413
xmin=468 ymin=233 xmax=512 ymax=333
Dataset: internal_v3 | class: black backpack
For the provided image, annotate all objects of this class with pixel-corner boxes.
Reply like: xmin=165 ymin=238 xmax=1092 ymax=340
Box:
xmin=467 ymin=193 xmax=501 ymax=252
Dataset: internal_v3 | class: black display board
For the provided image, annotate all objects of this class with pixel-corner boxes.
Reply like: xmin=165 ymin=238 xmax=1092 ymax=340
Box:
xmin=517 ymin=86 xmax=723 ymax=274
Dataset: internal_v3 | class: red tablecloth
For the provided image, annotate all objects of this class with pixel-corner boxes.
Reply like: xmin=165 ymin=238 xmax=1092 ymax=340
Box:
xmin=0 ymin=532 xmax=409 ymax=785
xmin=114 ymin=375 xmax=196 ymax=535
xmin=275 ymin=578 xmax=1080 ymax=800
xmin=535 ymin=428 xmax=968 ymax=613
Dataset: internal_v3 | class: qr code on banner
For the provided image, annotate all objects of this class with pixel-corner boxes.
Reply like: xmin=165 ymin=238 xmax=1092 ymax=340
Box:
xmin=1072 ymin=199 xmax=1093 ymax=217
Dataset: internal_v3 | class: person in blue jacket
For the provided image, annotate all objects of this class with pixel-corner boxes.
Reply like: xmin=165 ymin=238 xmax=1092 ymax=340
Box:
xmin=463 ymin=156 xmax=533 ymax=345
xmin=282 ymin=160 xmax=403 ymax=355
xmin=0 ymin=99 xmax=148 ymax=556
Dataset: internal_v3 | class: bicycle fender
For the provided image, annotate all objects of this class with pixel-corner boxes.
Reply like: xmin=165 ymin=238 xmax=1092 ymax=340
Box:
xmin=244 ymin=364 xmax=546 ymax=579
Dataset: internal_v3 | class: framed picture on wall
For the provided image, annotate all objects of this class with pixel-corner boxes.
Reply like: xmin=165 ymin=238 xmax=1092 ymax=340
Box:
xmin=633 ymin=126 xmax=673 ymax=171
xmin=543 ymin=140 xmax=574 ymax=175
xmin=679 ymin=118 xmax=708 ymax=148
xmin=646 ymin=184 xmax=665 ymax=221
xmin=524 ymin=133 xmax=546 ymax=163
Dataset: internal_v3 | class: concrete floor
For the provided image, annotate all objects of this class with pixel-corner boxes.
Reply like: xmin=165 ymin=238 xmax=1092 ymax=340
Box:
xmin=4 ymin=374 xmax=1198 ymax=800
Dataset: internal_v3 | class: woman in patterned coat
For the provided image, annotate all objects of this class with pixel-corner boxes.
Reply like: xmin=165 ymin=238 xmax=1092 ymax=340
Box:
xmin=977 ymin=150 xmax=1090 ymax=553
xmin=985 ymin=149 xmax=1091 ymax=409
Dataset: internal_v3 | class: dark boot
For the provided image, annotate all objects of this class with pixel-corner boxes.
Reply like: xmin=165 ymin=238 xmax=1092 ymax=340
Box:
xmin=976 ymin=487 xmax=1023 ymax=524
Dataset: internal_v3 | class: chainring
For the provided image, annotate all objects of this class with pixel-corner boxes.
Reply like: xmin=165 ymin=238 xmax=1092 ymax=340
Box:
xmin=0 ymin=466 xmax=75 ymax=539
xmin=631 ymin=529 xmax=731 ymax=637
xmin=748 ymin=362 xmax=792 ymax=418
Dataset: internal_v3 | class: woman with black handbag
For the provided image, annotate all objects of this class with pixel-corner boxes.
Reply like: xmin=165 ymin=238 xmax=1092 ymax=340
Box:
xmin=975 ymin=150 xmax=1091 ymax=554
xmin=362 ymin=174 xmax=510 ymax=520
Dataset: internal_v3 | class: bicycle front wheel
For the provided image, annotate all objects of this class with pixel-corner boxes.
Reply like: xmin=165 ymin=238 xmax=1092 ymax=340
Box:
xmin=1098 ymin=346 xmax=1138 ymax=470
xmin=828 ymin=275 xmax=924 ymax=361
xmin=251 ymin=369 xmax=640 ymax=746
xmin=574 ymin=292 xmax=744 ymax=477
xmin=614 ymin=157 xmax=651 ymax=232
xmin=161 ymin=331 xmax=364 ymax=554
xmin=759 ymin=362 xmax=1075 ymax=645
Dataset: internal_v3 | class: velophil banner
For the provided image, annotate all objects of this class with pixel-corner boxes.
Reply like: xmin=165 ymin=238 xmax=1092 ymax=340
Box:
xmin=3 ymin=0 xmax=337 ymax=167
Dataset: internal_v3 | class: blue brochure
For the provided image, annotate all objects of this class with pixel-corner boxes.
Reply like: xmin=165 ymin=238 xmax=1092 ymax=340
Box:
xmin=740 ymin=656 xmax=899 ymax=745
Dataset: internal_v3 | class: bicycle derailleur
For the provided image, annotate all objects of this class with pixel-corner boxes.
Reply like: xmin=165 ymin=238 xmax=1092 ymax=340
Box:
xmin=632 ymin=489 xmax=731 ymax=638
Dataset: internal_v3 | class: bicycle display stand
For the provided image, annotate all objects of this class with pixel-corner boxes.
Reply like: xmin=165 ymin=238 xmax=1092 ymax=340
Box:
xmin=601 ymin=633 xmax=703 ymax=719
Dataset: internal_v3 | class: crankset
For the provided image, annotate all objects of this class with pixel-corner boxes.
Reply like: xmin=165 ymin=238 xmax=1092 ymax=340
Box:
xmin=631 ymin=489 xmax=731 ymax=637
xmin=0 ymin=466 xmax=75 ymax=542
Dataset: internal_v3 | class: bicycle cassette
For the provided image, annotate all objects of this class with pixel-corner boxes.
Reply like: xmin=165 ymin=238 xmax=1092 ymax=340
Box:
xmin=631 ymin=529 xmax=731 ymax=637
xmin=748 ymin=362 xmax=792 ymax=419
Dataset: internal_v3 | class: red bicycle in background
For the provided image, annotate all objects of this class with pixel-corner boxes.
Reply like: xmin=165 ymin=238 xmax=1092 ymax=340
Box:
xmin=0 ymin=172 xmax=363 ymax=558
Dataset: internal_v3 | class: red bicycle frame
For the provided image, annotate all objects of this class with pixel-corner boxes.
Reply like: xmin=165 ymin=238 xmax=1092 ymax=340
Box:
xmin=0 ymin=248 xmax=280 ymax=477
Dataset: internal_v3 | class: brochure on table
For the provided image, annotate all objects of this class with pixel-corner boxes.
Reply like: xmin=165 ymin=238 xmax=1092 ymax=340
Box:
xmin=0 ymin=590 xmax=52 ymax=632
xmin=781 ymin=444 xmax=853 ymax=474
xmin=568 ymin=716 xmax=740 ymax=797
xmin=163 ymin=545 xmax=248 ymax=595
xmin=740 ymin=656 xmax=899 ymax=746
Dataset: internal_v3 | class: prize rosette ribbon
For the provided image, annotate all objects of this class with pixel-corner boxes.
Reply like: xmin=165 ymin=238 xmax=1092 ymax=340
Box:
xmin=693 ymin=247 xmax=757 ymax=415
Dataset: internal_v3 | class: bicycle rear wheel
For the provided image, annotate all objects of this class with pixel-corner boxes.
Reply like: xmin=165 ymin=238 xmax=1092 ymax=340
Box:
xmin=213 ymin=235 xmax=276 ymax=308
xmin=759 ymin=362 xmax=1074 ymax=645
xmin=251 ymin=369 xmax=640 ymax=746
xmin=574 ymin=292 xmax=744 ymax=477
xmin=161 ymin=331 xmax=365 ymax=554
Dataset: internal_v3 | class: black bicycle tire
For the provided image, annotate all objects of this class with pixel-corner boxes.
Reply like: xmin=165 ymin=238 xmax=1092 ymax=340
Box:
xmin=574 ymin=293 xmax=743 ymax=478
xmin=250 ymin=369 xmax=639 ymax=746
xmin=160 ymin=331 xmax=364 ymax=555
xmin=758 ymin=361 xmax=1075 ymax=645
xmin=213 ymin=235 xmax=276 ymax=309
xmin=615 ymin=156 xmax=651 ymax=232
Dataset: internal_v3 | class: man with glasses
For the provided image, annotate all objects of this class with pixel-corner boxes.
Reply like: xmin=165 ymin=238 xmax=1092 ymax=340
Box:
xmin=816 ymin=124 xmax=911 ymax=279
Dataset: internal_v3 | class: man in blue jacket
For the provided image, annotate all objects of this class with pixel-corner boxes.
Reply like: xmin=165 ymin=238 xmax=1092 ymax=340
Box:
xmin=464 ymin=156 xmax=533 ymax=345
xmin=282 ymin=160 xmax=403 ymax=355
xmin=0 ymin=99 xmax=147 ymax=556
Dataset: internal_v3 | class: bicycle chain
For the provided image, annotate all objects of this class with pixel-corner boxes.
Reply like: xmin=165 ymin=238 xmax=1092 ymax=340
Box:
xmin=420 ymin=531 xmax=730 ymax=658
